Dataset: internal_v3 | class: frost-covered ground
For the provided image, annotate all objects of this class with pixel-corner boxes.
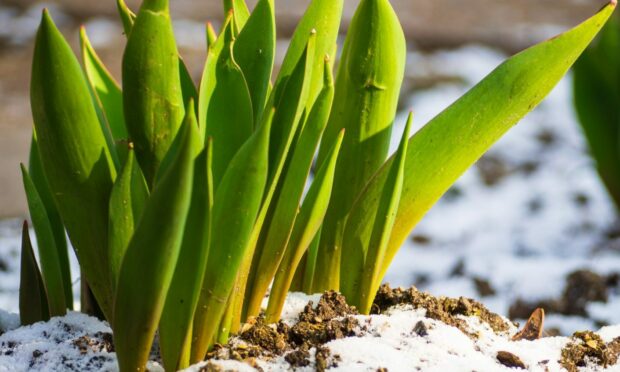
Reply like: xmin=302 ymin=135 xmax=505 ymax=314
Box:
xmin=1 ymin=45 xmax=619 ymax=370
xmin=1 ymin=292 xmax=620 ymax=372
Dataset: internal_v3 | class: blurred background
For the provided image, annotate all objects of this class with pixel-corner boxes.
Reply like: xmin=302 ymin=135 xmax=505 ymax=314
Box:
xmin=2 ymin=0 xmax=619 ymax=335
xmin=0 ymin=0 xmax=607 ymax=218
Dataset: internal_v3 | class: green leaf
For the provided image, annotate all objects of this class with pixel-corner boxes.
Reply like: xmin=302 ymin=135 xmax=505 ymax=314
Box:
xmin=21 ymin=164 xmax=67 ymax=316
xmin=113 ymin=110 xmax=199 ymax=372
xmin=79 ymin=27 xmax=128 ymax=143
xmin=31 ymin=9 xmax=117 ymax=321
xmin=342 ymin=114 xmax=411 ymax=314
xmin=236 ymin=35 xmax=315 ymax=321
xmin=275 ymin=0 xmax=343 ymax=106
xmin=122 ymin=0 xmax=185 ymax=187
xmin=19 ymin=221 xmax=50 ymax=326
xmin=234 ymin=0 xmax=275 ymax=122
xmin=574 ymin=12 xmax=620 ymax=209
xmin=313 ymin=0 xmax=406 ymax=291
xmin=351 ymin=2 xmax=617 ymax=289
xmin=116 ymin=0 xmax=198 ymax=119
xmin=199 ymin=16 xmax=254 ymax=186
xmin=266 ymin=129 xmax=344 ymax=322
xmin=107 ymin=149 xmax=148 ymax=291
xmin=191 ymin=108 xmax=271 ymax=362
xmin=160 ymin=138 xmax=213 ymax=372
xmin=245 ymin=59 xmax=334 ymax=317
xmin=28 ymin=135 xmax=72 ymax=309
xmin=206 ymin=22 xmax=217 ymax=48
xmin=224 ymin=0 xmax=250 ymax=29
xmin=116 ymin=0 xmax=136 ymax=36
xmin=302 ymin=232 xmax=320 ymax=293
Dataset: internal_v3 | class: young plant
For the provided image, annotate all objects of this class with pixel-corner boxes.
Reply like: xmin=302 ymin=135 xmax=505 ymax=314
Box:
xmin=573 ymin=11 xmax=620 ymax=211
xmin=20 ymin=0 xmax=615 ymax=370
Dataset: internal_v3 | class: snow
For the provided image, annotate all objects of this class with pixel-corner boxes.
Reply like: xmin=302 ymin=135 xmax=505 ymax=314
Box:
xmin=2 ymin=293 xmax=618 ymax=371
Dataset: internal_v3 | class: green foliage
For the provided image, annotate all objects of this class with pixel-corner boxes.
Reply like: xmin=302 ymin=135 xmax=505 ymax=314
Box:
xmin=22 ymin=0 xmax=615 ymax=370
xmin=574 ymin=11 xmax=620 ymax=211
xmin=31 ymin=9 xmax=116 ymax=321
xmin=19 ymin=221 xmax=50 ymax=325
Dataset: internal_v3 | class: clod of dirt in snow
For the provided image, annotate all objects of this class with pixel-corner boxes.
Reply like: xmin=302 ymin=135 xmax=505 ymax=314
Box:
xmin=473 ymin=276 xmax=497 ymax=297
xmin=207 ymin=291 xmax=357 ymax=369
xmin=497 ymin=350 xmax=526 ymax=369
xmin=512 ymin=308 xmax=544 ymax=341
xmin=476 ymin=154 xmax=511 ymax=186
xmin=372 ymin=284 xmax=512 ymax=337
xmin=560 ymin=331 xmax=620 ymax=372
xmin=509 ymin=269 xmax=615 ymax=320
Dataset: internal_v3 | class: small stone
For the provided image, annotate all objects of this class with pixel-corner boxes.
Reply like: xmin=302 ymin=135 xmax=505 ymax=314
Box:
xmin=497 ymin=351 xmax=526 ymax=369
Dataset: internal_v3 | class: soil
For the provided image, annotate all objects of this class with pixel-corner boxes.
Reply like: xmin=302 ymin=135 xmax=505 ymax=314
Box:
xmin=371 ymin=285 xmax=512 ymax=336
xmin=207 ymin=291 xmax=357 ymax=370
xmin=204 ymin=286 xmax=516 ymax=371
xmin=202 ymin=286 xmax=620 ymax=370
xmin=508 ymin=269 xmax=619 ymax=321
xmin=496 ymin=351 xmax=526 ymax=369
xmin=560 ymin=331 xmax=620 ymax=372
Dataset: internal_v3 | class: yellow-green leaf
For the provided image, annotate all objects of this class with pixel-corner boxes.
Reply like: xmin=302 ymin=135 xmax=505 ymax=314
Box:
xmin=266 ymin=129 xmax=344 ymax=322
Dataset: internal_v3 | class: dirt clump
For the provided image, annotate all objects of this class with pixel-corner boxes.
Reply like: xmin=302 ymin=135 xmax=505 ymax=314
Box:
xmin=72 ymin=332 xmax=114 ymax=354
xmin=509 ymin=269 xmax=612 ymax=322
xmin=496 ymin=350 xmax=526 ymax=369
xmin=372 ymin=284 xmax=511 ymax=336
xmin=207 ymin=291 xmax=358 ymax=370
xmin=315 ymin=346 xmax=340 ymax=372
xmin=472 ymin=277 xmax=496 ymax=297
xmin=560 ymin=331 xmax=620 ymax=372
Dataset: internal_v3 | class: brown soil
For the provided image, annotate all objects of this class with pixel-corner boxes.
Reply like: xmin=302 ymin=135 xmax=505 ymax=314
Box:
xmin=205 ymin=286 xmax=515 ymax=370
xmin=207 ymin=291 xmax=357 ymax=370
xmin=560 ymin=331 xmax=620 ymax=372
xmin=372 ymin=284 xmax=512 ymax=336
xmin=496 ymin=350 xmax=526 ymax=369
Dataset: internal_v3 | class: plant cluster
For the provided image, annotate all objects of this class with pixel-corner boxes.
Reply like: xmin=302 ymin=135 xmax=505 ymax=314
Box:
xmin=18 ymin=0 xmax=615 ymax=370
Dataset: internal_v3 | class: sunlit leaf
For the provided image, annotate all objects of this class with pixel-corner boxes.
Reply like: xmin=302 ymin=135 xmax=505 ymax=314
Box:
xmin=313 ymin=0 xmax=406 ymax=291
xmin=266 ymin=129 xmax=344 ymax=322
